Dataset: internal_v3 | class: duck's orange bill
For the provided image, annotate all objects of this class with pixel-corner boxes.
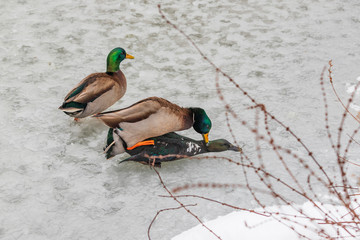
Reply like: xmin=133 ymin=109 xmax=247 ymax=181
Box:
xmin=126 ymin=54 xmax=134 ymax=59
xmin=127 ymin=140 xmax=155 ymax=150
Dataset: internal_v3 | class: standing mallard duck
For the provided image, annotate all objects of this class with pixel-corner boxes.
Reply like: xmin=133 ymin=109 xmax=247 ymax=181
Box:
xmin=59 ymin=47 xmax=134 ymax=120
xmin=107 ymin=132 xmax=241 ymax=166
xmin=94 ymin=97 xmax=212 ymax=154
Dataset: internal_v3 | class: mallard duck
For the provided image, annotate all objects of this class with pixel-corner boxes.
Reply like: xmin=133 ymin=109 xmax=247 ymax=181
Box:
xmin=59 ymin=47 xmax=134 ymax=120
xmin=107 ymin=132 xmax=241 ymax=167
xmin=95 ymin=97 xmax=212 ymax=152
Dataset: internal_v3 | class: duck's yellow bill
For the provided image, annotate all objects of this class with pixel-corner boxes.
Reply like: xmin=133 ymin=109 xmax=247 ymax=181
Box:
xmin=126 ymin=54 xmax=134 ymax=59
xmin=202 ymin=133 xmax=209 ymax=144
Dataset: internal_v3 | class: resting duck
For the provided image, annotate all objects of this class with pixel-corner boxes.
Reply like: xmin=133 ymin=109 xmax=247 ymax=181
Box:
xmin=59 ymin=47 xmax=134 ymax=120
xmin=95 ymin=97 xmax=212 ymax=152
xmin=105 ymin=132 xmax=241 ymax=167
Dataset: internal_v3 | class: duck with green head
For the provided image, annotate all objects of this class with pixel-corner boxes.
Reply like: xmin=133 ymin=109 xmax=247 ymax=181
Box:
xmin=59 ymin=47 xmax=134 ymax=120
xmin=94 ymin=97 xmax=212 ymax=157
xmin=107 ymin=132 xmax=241 ymax=167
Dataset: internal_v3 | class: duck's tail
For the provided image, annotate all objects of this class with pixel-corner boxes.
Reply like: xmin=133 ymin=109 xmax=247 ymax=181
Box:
xmin=59 ymin=102 xmax=86 ymax=116
xmin=103 ymin=128 xmax=126 ymax=159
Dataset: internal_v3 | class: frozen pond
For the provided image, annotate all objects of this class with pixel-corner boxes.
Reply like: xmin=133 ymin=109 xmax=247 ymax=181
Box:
xmin=1 ymin=0 xmax=360 ymax=239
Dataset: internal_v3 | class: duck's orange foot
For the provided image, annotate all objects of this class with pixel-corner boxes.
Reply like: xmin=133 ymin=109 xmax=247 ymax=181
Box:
xmin=127 ymin=140 xmax=155 ymax=150
xmin=74 ymin=117 xmax=80 ymax=122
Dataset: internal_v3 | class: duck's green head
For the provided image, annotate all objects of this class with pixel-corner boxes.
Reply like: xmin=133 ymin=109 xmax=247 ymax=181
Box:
xmin=106 ymin=47 xmax=134 ymax=73
xmin=190 ymin=107 xmax=212 ymax=144
xmin=206 ymin=139 xmax=241 ymax=152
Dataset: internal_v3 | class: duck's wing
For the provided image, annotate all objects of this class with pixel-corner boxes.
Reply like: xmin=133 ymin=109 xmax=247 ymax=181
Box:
xmin=95 ymin=97 xmax=194 ymax=146
xmin=120 ymin=154 xmax=147 ymax=163
xmin=157 ymin=132 xmax=199 ymax=142
xmin=93 ymin=97 xmax=169 ymax=128
xmin=63 ymin=73 xmax=118 ymax=104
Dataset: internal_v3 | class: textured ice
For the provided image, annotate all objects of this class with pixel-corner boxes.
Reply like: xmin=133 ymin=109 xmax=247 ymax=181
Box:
xmin=1 ymin=0 xmax=360 ymax=239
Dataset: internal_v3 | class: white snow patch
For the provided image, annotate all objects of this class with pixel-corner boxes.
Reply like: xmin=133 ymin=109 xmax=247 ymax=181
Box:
xmin=173 ymin=202 xmax=358 ymax=240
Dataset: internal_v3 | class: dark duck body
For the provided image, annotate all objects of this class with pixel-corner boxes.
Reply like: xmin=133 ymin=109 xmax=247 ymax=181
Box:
xmin=59 ymin=47 xmax=134 ymax=119
xmin=95 ymin=97 xmax=212 ymax=153
xmin=105 ymin=132 xmax=240 ymax=167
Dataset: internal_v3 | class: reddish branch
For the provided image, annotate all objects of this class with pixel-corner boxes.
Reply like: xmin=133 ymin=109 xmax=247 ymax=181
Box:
xmin=160 ymin=194 xmax=271 ymax=217
xmin=154 ymin=4 xmax=360 ymax=239
xmin=328 ymin=61 xmax=360 ymax=221
xmin=171 ymin=182 xmax=269 ymax=195
xmin=157 ymin=4 xmax=344 ymax=205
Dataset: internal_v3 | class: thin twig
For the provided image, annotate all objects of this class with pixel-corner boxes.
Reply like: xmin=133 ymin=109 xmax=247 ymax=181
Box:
xmin=153 ymin=167 xmax=223 ymax=240
xmin=148 ymin=204 xmax=197 ymax=240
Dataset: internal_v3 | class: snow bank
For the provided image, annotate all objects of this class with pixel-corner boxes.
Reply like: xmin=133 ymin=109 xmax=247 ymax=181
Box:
xmin=173 ymin=202 xmax=357 ymax=240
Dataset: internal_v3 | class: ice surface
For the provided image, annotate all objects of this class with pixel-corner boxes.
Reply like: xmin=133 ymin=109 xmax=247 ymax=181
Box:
xmin=1 ymin=0 xmax=360 ymax=239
